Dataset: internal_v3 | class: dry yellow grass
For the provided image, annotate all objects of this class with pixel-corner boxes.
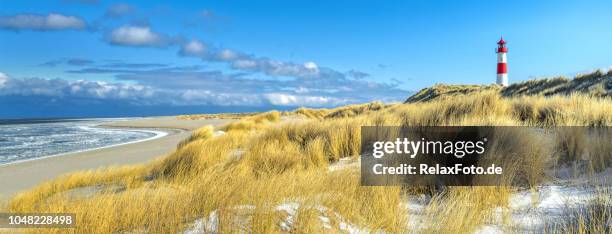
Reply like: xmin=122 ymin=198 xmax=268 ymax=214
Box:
xmin=554 ymin=127 xmax=612 ymax=175
xmin=405 ymin=84 xmax=502 ymax=103
xmin=410 ymin=69 xmax=611 ymax=103
xmin=294 ymin=101 xmax=389 ymax=120
xmin=503 ymin=69 xmax=611 ymax=98
xmin=176 ymin=125 xmax=215 ymax=149
xmin=294 ymin=107 xmax=330 ymax=119
xmin=176 ymin=112 xmax=256 ymax=120
xmin=220 ymin=111 xmax=281 ymax=132
xmin=3 ymin=89 xmax=611 ymax=233
xmin=421 ymin=186 xmax=514 ymax=233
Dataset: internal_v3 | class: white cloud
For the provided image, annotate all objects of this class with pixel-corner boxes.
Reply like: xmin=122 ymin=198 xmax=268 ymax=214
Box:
xmin=179 ymin=40 xmax=207 ymax=56
xmin=109 ymin=26 xmax=165 ymax=47
xmin=0 ymin=76 xmax=154 ymax=100
xmin=304 ymin=61 xmax=318 ymax=70
xmin=0 ymin=13 xmax=86 ymax=31
xmin=218 ymin=49 xmax=239 ymax=61
xmin=178 ymin=39 xmax=334 ymax=79
xmin=261 ymin=60 xmax=321 ymax=78
xmin=181 ymin=90 xmax=262 ymax=106
xmin=0 ymin=72 xmax=8 ymax=87
xmin=46 ymin=14 xmax=85 ymax=29
xmin=232 ymin=59 xmax=257 ymax=69
xmin=263 ymin=93 xmax=347 ymax=107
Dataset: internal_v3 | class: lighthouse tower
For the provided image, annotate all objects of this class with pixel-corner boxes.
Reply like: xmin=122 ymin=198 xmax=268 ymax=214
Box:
xmin=496 ymin=37 xmax=508 ymax=86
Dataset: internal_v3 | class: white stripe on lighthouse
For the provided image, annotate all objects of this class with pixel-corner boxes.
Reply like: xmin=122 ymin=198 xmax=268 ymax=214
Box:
xmin=497 ymin=53 xmax=507 ymax=63
xmin=497 ymin=73 xmax=508 ymax=87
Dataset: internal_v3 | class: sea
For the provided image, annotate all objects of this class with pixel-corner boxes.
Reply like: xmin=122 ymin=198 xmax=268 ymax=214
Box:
xmin=0 ymin=118 xmax=166 ymax=165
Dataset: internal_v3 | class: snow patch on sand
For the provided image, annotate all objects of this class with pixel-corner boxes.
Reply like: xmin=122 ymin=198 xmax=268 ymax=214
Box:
xmin=329 ymin=157 xmax=359 ymax=171
xmin=185 ymin=211 xmax=218 ymax=234
xmin=183 ymin=202 xmax=371 ymax=234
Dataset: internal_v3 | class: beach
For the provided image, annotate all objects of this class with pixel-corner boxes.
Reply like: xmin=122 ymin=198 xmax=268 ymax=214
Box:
xmin=0 ymin=116 xmax=233 ymax=197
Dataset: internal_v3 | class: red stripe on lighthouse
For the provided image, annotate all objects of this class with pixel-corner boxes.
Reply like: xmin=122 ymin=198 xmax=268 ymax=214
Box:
xmin=497 ymin=63 xmax=507 ymax=74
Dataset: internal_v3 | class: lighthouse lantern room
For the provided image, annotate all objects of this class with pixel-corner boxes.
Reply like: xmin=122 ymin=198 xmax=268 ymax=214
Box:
xmin=496 ymin=37 xmax=508 ymax=86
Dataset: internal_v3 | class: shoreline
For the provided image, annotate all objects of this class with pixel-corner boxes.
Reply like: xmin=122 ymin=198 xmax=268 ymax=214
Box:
xmin=0 ymin=126 xmax=175 ymax=167
xmin=0 ymin=116 xmax=234 ymax=197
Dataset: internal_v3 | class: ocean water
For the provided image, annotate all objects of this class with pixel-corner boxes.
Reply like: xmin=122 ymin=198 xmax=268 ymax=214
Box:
xmin=0 ymin=119 xmax=163 ymax=165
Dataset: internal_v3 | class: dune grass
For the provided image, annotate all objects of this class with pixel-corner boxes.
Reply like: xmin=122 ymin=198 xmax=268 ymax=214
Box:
xmin=176 ymin=112 xmax=256 ymax=120
xmin=220 ymin=111 xmax=281 ymax=132
xmin=421 ymin=186 xmax=514 ymax=233
xmin=294 ymin=101 xmax=389 ymax=120
xmin=176 ymin=125 xmax=215 ymax=149
xmin=3 ymin=90 xmax=612 ymax=233
xmin=410 ymin=69 xmax=611 ymax=104
xmin=405 ymin=84 xmax=502 ymax=103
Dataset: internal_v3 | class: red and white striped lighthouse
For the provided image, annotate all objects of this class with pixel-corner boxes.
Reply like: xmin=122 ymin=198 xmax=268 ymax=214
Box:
xmin=496 ymin=37 xmax=508 ymax=86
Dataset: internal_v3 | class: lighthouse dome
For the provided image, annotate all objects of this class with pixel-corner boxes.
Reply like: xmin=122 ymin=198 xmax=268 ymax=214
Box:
xmin=497 ymin=38 xmax=506 ymax=45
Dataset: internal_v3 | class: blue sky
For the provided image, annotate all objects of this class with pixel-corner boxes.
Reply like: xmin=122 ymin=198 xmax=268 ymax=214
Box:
xmin=1 ymin=0 xmax=611 ymax=118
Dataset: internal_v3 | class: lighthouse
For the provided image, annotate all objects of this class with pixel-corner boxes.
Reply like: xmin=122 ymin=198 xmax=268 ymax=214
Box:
xmin=496 ymin=37 xmax=508 ymax=86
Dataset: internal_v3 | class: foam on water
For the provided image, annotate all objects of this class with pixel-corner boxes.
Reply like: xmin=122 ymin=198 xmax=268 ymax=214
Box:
xmin=0 ymin=118 xmax=166 ymax=165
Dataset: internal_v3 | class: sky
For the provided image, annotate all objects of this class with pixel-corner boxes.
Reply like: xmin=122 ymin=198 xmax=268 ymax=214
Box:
xmin=1 ymin=0 xmax=611 ymax=118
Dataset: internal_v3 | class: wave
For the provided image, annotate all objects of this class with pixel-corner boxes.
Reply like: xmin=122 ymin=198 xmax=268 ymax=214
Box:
xmin=0 ymin=120 xmax=169 ymax=165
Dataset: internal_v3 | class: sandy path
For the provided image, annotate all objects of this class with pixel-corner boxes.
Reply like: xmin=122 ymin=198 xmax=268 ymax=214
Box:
xmin=0 ymin=117 xmax=234 ymax=197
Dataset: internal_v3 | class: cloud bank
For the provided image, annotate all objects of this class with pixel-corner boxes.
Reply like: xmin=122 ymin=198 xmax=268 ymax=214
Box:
xmin=0 ymin=13 xmax=86 ymax=31
xmin=179 ymin=39 xmax=327 ymax=79
xmin=0 ymin=9 xmax=410 ymax=118
xmin=0 ymin=66 xmax=407 ymax=109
